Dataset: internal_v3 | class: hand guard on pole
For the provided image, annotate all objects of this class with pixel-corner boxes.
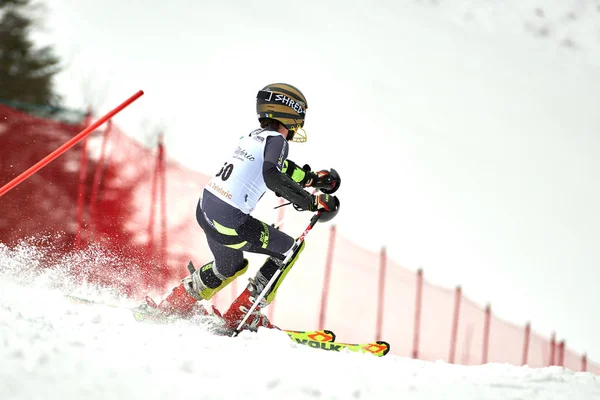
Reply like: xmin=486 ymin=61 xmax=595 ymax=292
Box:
xmin=290 ymin=191 xmax=340 ymax=223
xmin=311 ymin=193 xmax=337 ymax=212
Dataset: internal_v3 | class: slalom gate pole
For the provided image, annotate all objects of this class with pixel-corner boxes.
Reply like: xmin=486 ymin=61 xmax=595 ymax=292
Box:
xmin=0 ymin=90 xmax=145 ymax=198
xmin=232 ymin=211 xmax=322 ymax=336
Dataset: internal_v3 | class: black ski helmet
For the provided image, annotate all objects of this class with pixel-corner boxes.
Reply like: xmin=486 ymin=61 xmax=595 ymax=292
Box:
xmin=256 ymin=83 xmax=308 ymax=142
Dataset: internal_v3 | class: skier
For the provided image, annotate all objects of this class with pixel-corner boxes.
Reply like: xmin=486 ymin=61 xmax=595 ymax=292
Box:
xmin=144 ymin=83 xmax=340 ymax=332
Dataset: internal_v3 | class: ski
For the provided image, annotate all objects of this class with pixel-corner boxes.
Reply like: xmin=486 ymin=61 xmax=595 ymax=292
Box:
xmin=131 ymin=303 xmax=337 ymax=344
xmin=132 ymin=304 xmax=389 ymax=356
xmin=66 ymin=294 xmax=335 ymax=344
xmin=66 ymin=294 xmax=389 ymax=356
xmin=289 ymin=335 xmax=390 ymax=357
xmin=285 ymin=329 xmax=336 ymax=343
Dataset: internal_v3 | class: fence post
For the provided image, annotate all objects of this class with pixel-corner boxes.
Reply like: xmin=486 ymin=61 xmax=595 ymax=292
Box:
xmin=412 ymin=268 xmax=423 ymax=359
xmin=558 ymin=340 xmax=565 ymax=367
xmin=522 ymin=322 xmax=531 ymax=366
xmin=582 ymin=353 xmax=588 ymax=372
xmin=318 ymin=225 xmax=336 ymax=329
xmin=158 ymin=135 xmax=167 ymax=268
xmin=549 ymin=332 xmax=556 ymax=366
xmin=482 ymin=303 xmax=491 ymax=364
xmin=147 ymin=140 xmax=161 ymax=259
xmin=375 ymin=246 xmax=387 ymax=341
xmin=74 ymin=110 xmax=93 ymax=249
xmin=88 ymin=119 xmax=112 ymax=237
xmin=449 ymin=285 xmax=462 ymax=364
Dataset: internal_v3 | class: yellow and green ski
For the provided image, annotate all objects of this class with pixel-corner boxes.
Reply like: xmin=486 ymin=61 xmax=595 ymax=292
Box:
xmin=285 ymin=329 xmax=336 ymax=344
xmin=66 ymin=294 xmax=390 ymax=357
xmin=287 ymin=332 xmax=390 ymax=357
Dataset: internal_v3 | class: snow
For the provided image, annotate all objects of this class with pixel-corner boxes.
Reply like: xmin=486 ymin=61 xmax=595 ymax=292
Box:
xmin=2 ymin=246 xmax=600 ymax=400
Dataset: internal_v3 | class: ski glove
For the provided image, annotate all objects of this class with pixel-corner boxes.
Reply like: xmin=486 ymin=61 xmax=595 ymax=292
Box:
xmin=310 ymin=193 xmax=338 ymax=212
xmin=282 ymin=161 xmax=341 ymax=194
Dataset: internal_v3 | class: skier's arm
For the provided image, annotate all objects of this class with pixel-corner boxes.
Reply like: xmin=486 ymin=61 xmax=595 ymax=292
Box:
xmin=282 ymin=160 xmax=341 ymax=194
xmin=262 ymin=136 xmax=314 ymax=210
xmin=281 ymin=159 xmax=315 ymax=187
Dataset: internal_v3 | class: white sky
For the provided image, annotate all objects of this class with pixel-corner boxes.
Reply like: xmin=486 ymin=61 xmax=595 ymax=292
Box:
xmin=29 ymin=0 xmax=600 ymax=360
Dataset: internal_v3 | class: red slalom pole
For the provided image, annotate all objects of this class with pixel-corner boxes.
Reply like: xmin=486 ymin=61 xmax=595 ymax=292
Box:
xmin=0 ymin=90 xmax=144 ymax=198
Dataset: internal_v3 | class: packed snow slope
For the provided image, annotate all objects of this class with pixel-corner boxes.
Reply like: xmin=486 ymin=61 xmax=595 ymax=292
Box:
xmin=1 ymin=247 xmax=600 ymax=400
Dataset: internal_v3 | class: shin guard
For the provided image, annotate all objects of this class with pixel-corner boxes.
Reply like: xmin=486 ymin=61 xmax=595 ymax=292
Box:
xmin=255 ymin=240 xmax=306 ymax=305
xmin=184 ymin=259 xmax=249 ymax=300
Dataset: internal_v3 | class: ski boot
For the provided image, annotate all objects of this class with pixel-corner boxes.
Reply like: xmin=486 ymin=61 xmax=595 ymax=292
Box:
xmin=223 ymin=277 xmax=277 ymax=332
xmin=156 ymin=283 xmax=206 ymax=318
xmin=136 ymin=283 xmax=221 ymax=322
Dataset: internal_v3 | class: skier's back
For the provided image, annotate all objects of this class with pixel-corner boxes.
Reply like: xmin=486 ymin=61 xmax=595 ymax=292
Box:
xmin=149 ymin=83 xmax=340 ymax=331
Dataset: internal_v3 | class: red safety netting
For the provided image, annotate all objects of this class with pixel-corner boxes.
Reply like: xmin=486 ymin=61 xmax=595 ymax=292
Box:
xmin=0 ymin=104 xmax=597 ymax=373
xmin=418 ymin=280 xmax=456 ymax=362
xmin=529 ymin=330 xmax=552 ymax=368
xmin=380 ymin=259 xmax=417 ymax=358
xmin=454 ymin=297 xmax=486 ymax=366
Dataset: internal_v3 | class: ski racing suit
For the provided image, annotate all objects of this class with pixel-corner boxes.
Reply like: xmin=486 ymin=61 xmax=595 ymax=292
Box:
xmin=192 ymin=128 xmax=315 ymax=304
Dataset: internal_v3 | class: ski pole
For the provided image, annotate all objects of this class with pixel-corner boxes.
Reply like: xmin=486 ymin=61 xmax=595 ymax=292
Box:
xmin=273 ymin=201 xmax=292 ymax=210
xmin=271 ymin=188 xmax=318 ymax=229
xmin=232 ymin=211 xmax=322 ymax=336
